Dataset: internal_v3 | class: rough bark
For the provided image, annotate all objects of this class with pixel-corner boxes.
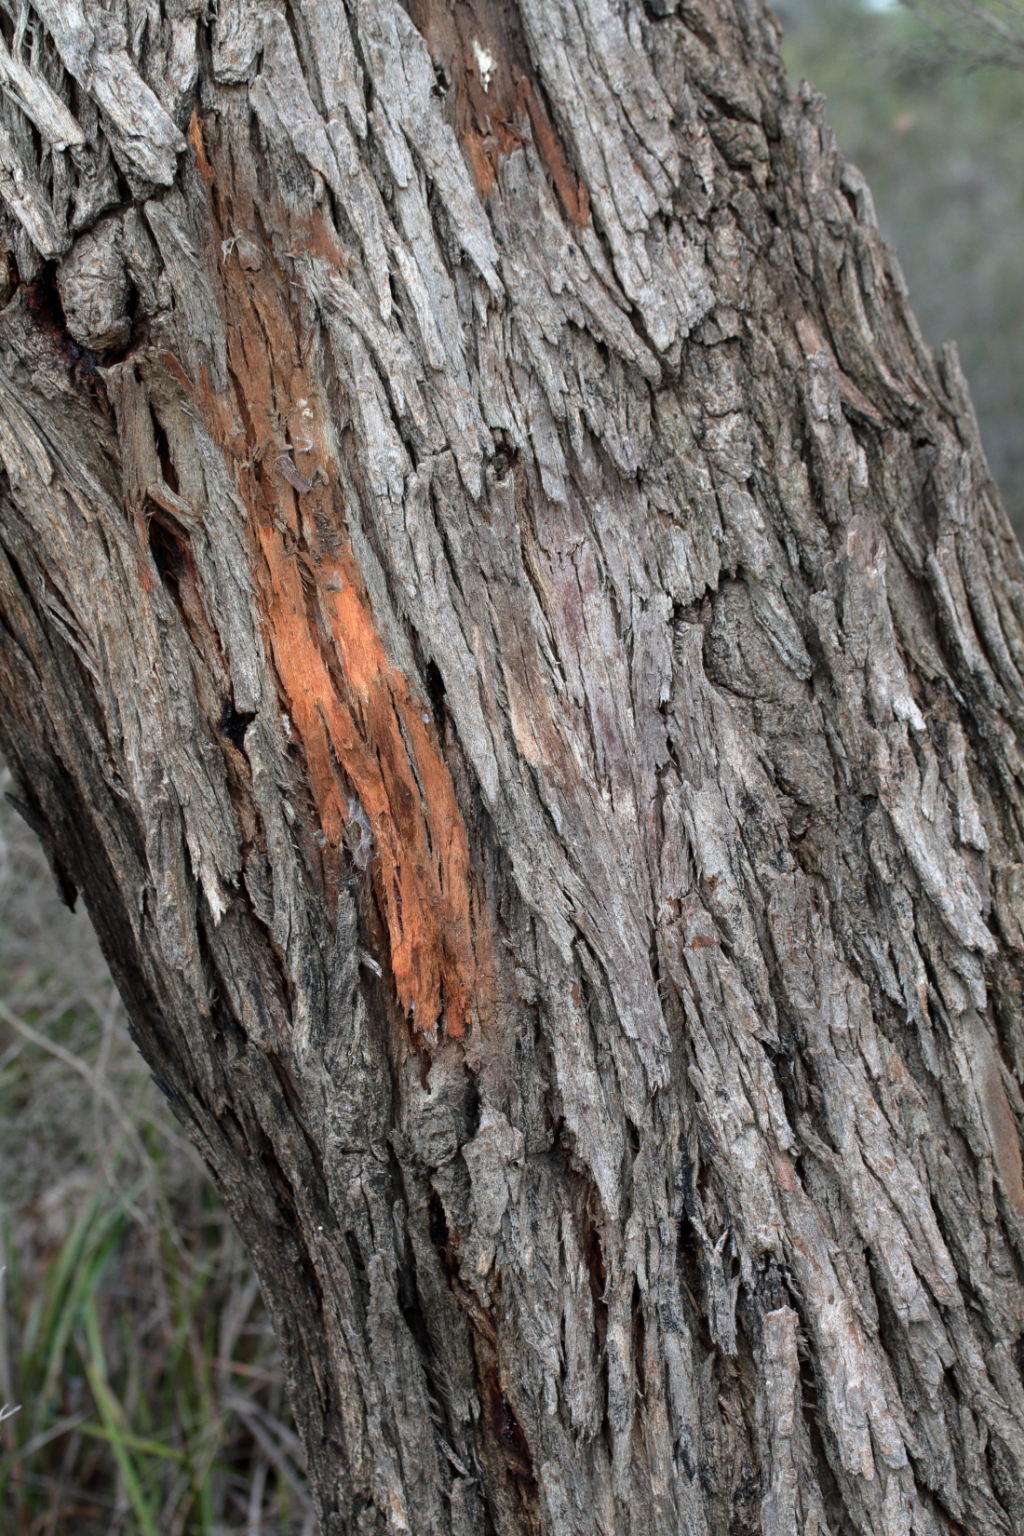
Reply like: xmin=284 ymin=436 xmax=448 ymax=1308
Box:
xmin=0 ymin=1 xmax=1022 ymax=1532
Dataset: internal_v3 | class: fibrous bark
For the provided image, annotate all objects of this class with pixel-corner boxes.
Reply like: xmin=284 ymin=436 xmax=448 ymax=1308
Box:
xmin=0 ymin=1 xmax=1023 ymax=1532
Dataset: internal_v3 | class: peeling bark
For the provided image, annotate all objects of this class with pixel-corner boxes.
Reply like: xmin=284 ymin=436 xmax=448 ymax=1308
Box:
xmin=0 ymin=2 xmax=1023 ymax=1532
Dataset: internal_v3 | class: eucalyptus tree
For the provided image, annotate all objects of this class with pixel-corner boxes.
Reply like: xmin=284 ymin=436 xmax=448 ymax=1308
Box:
xmin=0 ymin=1 xmax=1023 ymax=1532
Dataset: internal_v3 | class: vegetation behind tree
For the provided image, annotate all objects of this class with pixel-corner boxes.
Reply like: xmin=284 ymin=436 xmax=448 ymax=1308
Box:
xmin=779 ymin=0 xmax=1024 ymax=539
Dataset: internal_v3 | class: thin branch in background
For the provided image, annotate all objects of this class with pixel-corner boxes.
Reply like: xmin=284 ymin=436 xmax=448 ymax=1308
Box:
xmin=0 ymin=999 xmax=153 ymax=1167
xmin=221 ymin=1399 xmax=313 ymax=1514
xmin=899 ymin=0 xmax=1024 ymax=69
xmin=0 ymin=1260 xmax=13 ymax=1450
xmin=246 ymin=1457 xmax=269 ymax=1536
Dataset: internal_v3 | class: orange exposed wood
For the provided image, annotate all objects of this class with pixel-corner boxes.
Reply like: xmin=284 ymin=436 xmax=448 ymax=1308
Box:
xmin=514 ymin=75 xmax=590 ymax=230
xmin=186 ymin=113 xmax=479 ymax=1040
xmin=405 ymin=0 xmax=589 ymax=226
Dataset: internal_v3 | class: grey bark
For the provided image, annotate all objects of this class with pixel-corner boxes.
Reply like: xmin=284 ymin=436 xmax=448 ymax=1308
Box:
xmin=0 ymin=1 xmax=1022 ymax=1533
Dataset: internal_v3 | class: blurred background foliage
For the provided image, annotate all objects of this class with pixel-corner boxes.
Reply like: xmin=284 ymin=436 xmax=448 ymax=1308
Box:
xmin=0 ymin=780 xmax=311 ymax=1534
xmin=777 ymin=0 xmax=1024 ymax=540
xmin=2 ymin=3 xmax=1022 ymax=1531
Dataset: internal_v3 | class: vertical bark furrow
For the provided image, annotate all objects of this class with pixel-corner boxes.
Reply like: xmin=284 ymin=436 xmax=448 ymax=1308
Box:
xmin=0 ymin=2 xmax=1022 ymax=1533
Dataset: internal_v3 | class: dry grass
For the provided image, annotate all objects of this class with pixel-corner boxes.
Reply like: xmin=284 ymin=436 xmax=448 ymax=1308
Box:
xmin=0 ymin=771 xmax=312 ymax=1535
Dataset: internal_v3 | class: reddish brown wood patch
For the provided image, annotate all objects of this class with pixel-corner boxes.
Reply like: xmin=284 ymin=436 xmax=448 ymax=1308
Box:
xmin=186 ymin=114 xmax=478 ymax=1040
xmin=405 ymin=0 xmax=590 ymax=226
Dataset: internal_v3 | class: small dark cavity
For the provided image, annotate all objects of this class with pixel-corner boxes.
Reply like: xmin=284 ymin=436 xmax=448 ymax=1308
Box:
xmin=428 ymin=1190 xmax=460 ymax=1285
xmin=151 ymin=408 xmax=179 ymax=492
xmin=489 ymin=443 xmax=519 ymax=482
xmin=486 ymin=1368 xmax=537 ymax=1494
xmin=21 ymin=265 xmax=108 ymax=393
xmin=463 ymin=1077 xmax=481 ymax=1137
xmin=429 ymin=1189 xmax=450 ymax=1250
xmin=220 ymin=699 xmax=256 ymax=750
xmin=148 ymin=517 xmax=189 ymax=585
xmin=424 ymin=658 xmax=447 ymax=731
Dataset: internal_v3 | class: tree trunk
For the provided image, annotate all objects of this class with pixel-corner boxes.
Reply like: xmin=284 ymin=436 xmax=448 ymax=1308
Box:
xmin=0 ymin=1 xmax=1023 ymax=1531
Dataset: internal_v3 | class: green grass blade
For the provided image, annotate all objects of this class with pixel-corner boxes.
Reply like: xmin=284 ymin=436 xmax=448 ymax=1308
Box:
xmin=80 ymin=1296 xmax=160 ymax=1536
xmin=75 ymin=1421 xmax=187 ymax=1465
xmin=37 ymin=1197 xmax=131 ymax=1414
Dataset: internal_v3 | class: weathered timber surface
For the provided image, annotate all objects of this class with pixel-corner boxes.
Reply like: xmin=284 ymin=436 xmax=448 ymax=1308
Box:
xmin=0 ymin=1 xmax=1023 ymax=1532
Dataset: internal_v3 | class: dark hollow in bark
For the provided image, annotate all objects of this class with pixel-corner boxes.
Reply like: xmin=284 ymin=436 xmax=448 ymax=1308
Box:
xmin=0 ymin=1 xmax=1023 ymax=1532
